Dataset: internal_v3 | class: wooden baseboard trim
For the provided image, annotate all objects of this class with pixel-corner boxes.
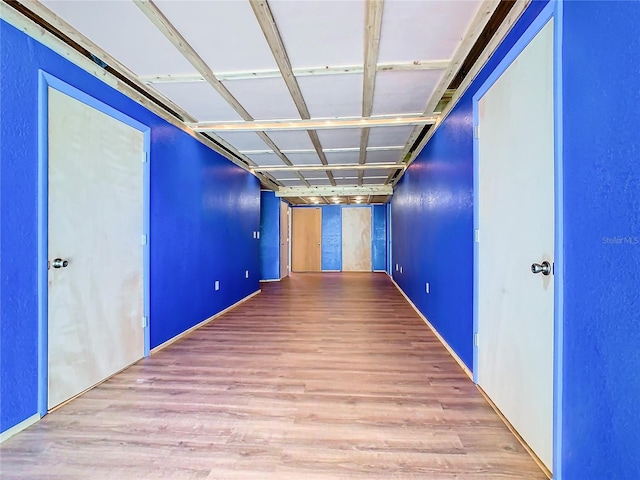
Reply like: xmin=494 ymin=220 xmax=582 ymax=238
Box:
xmin=476 ymin=386 xmax=552 ymax=479
xmin=388 ymin=275 xmax=473 ymax=380
xmin=0 ymin=414 xmax=40 ymax=443
xmin=150 ymin=289 xmax=261 ymax=355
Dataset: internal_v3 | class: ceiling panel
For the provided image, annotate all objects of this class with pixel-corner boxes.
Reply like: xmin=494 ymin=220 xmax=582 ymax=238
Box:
xmin=372 ymin=70 xmax=444 ymax=116
xmin=285 ymin=152 xmax=323 ymax=165
xmin=42 ymin=0 xmax=195 ymax=75
xmin=368 ymin=125 xmax=415 ymax=147
xmin=365 ymin=150 xmax=402 ymax=164
xmin=297 ymin=74 xmax=363 ymax=118
xmin=316 ymin=128 xmax=362 ymax=149
xmin=378 ymin=0 xmax=483 ymax=63
xmin=270 ymin=171 xmax=303 ymax=180
xmin=265 ymin=131 xmax=315 ymax=151
xmin=324 ymin=152 xmax=360 ymax=165
xmin=304 ymin=177 xmax=333 ymax=187
xmin=153 ymin=82 xmax=242 ymax=122
xmin=365 ymin=169 xmax=395 ymax=178
xmin=214 ymin=131 xmax=271 ymax=152
xmin=223 ymin=77 xmax=300 ymax=120
xmin=269 ymin=0 xmax=365 ymax=68
xmin=280 ymin=179 xmax=309 ymax=187
xmin=363 ymin=176 xmax=392 ymax=185
xmin=155 ymin=1 xmax=278 ymax=72
xmin=246 ymin=153 xmax=286 ymax=166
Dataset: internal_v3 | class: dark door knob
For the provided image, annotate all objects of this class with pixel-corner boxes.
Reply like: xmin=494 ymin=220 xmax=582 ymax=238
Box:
xmin=52 ymin=258 xmax=69 ymax=269
xmin=531 ymin=261 xmax=551 ymax=275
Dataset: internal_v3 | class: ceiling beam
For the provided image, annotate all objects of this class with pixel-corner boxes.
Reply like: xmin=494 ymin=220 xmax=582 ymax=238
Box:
xmin=392 ymin=0 xmax=501 ymax=178
xmin=276 ymin=186 xmax=393 ymax=198
xmin=133 ymin=0 xmax=255 ymax=121
xmin=240 ymin=145 xmax=404 ymax=155
xmin=359 ymin=0 xmax=384 ymax=187
xmin=391 ymin=0 xmax=532 ymax=187
xmin=253 ymin=163 xmax=403 ymax=172
xmin=138 ymin=60 xmax=450 ymax=84
xmin=189 ymin=114 xmax=437 ymax=132
xmin=249 ymin=0 xmax=336 ymax=186
xmin=11 ymin=0 xmax=197 ymax=124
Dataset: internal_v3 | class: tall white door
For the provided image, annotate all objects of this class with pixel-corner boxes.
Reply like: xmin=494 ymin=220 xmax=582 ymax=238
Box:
xmin=47 ymin=87 xmax=145 ymax=409
xmin=477 ymin=21 xmax=554 ymax=470
xmin=342 ymin=207 xmax=372 ymax=272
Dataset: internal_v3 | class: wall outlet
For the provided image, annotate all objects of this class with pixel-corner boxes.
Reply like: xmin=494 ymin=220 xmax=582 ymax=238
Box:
xmin=426 ymin=282 xmax=430 ymax=294
xmin=245 ymin=270 xmax=249 ymax=279
xmin=214 ymin=280 xmax=220 ymax=291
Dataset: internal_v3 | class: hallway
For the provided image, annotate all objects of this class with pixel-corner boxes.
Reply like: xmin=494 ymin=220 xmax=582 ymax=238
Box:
xmin=0 ymin=274 xmax=545 ymax=479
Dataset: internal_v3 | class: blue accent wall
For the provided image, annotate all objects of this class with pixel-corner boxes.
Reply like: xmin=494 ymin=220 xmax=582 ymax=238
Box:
xmin=0 ymin=19 xmax=260 ymax=433
xmin=372 ymin=205 xmax=387 ymax=271
xmin=259 ymin=191 xmax=281 ymax=281
xmin=390 ymin=1 xmax=549 ymax=369
xmin=321 ymin=206 xmax=342 ymax=271
xmin=561 ymin=2 xmax=640 ymax=478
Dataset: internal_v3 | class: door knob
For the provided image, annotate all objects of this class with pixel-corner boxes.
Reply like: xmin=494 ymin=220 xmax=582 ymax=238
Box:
xmin=52 ymin=258 xmax=69 ymax=269
xmin=531 ymin=261 xmax=551 ymax=276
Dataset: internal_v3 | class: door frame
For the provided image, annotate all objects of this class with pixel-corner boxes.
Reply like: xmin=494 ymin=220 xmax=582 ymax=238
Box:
xmin=471 ymin=1 xmax=564 ymax=474
xmin=37 ymin=72 xmax=151 ymax=416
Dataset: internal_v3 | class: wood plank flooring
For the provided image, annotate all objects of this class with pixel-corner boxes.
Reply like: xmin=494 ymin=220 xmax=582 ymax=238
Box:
xmin=0 ymin=273 xmax=547 ymax=479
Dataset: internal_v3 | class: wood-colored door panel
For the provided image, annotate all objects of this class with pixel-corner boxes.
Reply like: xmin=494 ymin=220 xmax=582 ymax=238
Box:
xmin=477 ymin=21 xmax=554 ymax=471
xmin=47 ymin=87 xmax=144 ymax=409
xmin=342 ymin=207 xmax=372 ymax=272
xmin=291 ymin=208 xmax=321 ymax=272
xmin=279 ymin=201 xmax=289 ymax=278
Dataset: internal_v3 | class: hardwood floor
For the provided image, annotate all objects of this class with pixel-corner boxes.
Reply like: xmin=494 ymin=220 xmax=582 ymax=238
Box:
xmin=0 ymin=273 xmax=547 ymax=479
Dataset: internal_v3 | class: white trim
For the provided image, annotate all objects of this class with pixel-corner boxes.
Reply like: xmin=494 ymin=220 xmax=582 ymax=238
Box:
xmin=150 ymin=290 xmax=261 ymax=354
xmin=0 ymin=414 xmax=40 ymax=443
xmin=276 ymin=185 xmax=393 ymax=197
xmin=189 ymin=114 xmax=436 ymax=132
xmin=389 ymin=275 xmax=473 ymax=380
xmin=259 ymin=278 xmax=281 ymax=283
xmin=255 ymin=163 xmax=401 ymax=172
xmin=138 ymin=61 xmax=450 ymax=84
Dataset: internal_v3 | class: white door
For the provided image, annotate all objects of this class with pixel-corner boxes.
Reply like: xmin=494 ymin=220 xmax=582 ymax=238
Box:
xmin=477 ymin=21 xmax=554 ymax=470
xmin=48 ymin=87 xmax=145 ymax=409
xmin=342 ymin=207 xmax=372 ymax=272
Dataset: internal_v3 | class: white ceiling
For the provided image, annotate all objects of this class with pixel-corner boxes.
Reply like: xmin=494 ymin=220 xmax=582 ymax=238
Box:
xmin=35 ymin=0 xmax=489 ymax=204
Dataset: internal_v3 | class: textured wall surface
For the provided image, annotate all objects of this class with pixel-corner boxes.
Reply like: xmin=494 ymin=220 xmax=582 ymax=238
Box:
xmin=561 ymin=2 xmax=640 ymax=477
xmin=321 ymin=206 xmax=342 ymax=271
xmin=0 ymin=19 xmax=259 ymax=433
xmin=390 ymin=1 xmax=549 ymax=369
xmin=259 ymin=191 xmax=281 ymax=281
xmin=372 ymin=205 xmax=387 ymax=271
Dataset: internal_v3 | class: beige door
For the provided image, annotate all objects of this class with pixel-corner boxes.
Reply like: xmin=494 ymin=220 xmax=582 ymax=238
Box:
xmin=291 ymin=207 xmax=322 ymax=272
xmin=342 ymin=207 xmax=372 ymax=272
xmin=47 ymin=87 xmax=144 ymax=409
xmin=477 ymin=20 xmax=554 ymax=471
xmin=279 ymin=201 xmax=289 ymax=278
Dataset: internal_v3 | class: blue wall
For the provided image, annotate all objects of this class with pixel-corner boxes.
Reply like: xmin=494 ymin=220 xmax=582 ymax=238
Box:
xmin=321 ymin=206 xmax=342 ymax=270
xmin=372 ymin=205 xmax=387 ymax=271
xmin=0 ymin=19 xmax=260 ymax=433
xmin=561 ymin=2 xmax=640 ymax=478
xmin=391 ymin=1 xmax=550 ymax=369
xmin=259 ymin=191 xmax=281 ymax=281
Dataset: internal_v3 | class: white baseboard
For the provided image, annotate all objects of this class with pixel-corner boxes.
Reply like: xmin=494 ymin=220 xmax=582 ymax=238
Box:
xmin=259 ymin=278 xmax=280 ymax=283
xmin=150 ymin=289 xmax=261 ymax=355
xmin=388 ymin=275 xmax=473 ymax=380
xmin=0 ymin=414 xmax=40 ymax=443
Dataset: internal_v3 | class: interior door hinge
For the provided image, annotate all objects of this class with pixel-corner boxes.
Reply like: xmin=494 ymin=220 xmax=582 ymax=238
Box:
xmin=141 ymin=234 xmax=148 ymax=245
xmin=474 ymin=125 xmax=479 ymax=139
xmin=474 ymin=229 xmax=480 ymax=243
xmin=474 ymin=332 xmax=479 ymax=347
xmin=142 ymin=151 xmax=149 ymax=163
xmin=142 ymin=316 xmax=148 ymax=328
